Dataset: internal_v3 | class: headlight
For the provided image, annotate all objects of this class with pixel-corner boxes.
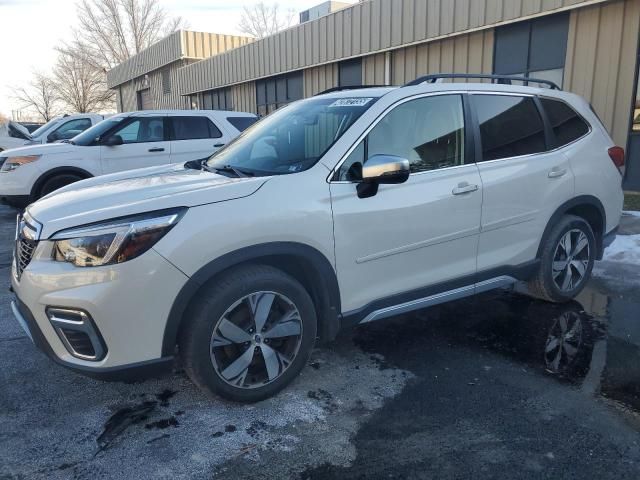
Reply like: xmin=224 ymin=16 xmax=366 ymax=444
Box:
xmin=1 ymin=155 xmax=41 ymax=172
xmin=51 ymin=208 xmax=186 ymax=267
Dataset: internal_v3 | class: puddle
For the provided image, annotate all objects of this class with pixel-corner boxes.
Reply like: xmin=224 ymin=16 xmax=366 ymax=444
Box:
xmin=354 ymin=283 xmax=640 ymax=414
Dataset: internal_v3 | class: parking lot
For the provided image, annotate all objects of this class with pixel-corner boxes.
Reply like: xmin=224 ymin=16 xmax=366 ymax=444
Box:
xmin=1 ymin=203 xmax=640 ymax=479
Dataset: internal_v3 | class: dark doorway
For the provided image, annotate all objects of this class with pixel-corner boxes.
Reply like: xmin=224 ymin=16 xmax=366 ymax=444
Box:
xmin=624 ymin=40 xmax=640 ymax=191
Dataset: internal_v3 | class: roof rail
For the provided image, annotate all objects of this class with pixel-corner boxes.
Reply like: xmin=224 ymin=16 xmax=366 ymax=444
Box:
xmin=315 ymin=85 xmax=389 ymax=96
xmin=404 ymin=74 xmax=561 ymax=90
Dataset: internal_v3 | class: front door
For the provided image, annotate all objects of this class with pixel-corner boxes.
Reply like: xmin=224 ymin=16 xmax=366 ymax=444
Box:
xmin=330 ymin=94 xmax=482 ymax=314
xmin=100 ymin=115 xmax=171 ymax=174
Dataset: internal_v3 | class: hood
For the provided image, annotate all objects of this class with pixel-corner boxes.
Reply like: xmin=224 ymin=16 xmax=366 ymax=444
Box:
xmin=28 ymin=163 xmax=268 ymax=238
xmin=0 ymin=142 xmax=75 ymax=156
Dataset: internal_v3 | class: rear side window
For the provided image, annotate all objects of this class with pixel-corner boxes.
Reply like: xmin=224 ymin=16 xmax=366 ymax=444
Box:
xmin=171 ymin=116 xmax=222 ymax=140
xmin=474 ymin=95 xmax=546 ymax=161
xmin=227 ymin=116 xmax=258 ymax=132
xmin=540 ymin=98 xmax=590 ymax=147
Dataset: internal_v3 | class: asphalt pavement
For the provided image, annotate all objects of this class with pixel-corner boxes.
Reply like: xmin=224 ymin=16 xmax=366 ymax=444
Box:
xmin=1 ymin=204 xmax=639 ymax=479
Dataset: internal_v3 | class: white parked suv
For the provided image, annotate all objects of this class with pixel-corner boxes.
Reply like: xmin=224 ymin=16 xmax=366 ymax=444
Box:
xmin=10 ymin=75 xmax=624 ymax=402
xmin=0 ymin=110 xmax=257 ymax=207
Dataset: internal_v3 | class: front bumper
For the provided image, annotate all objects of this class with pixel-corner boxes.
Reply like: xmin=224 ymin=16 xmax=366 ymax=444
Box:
xmin=11 ymin=244 xmax=188 ymax=380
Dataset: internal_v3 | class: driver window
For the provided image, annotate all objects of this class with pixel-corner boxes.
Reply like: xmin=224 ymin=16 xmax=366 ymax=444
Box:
xmin=336 ymin=95 xmax=466 ymax=181
xmin=53 ymin=118 xmax=92 ymax=140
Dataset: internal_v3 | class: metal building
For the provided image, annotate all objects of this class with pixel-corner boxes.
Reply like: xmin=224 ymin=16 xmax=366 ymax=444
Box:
xmin=106 ymin=0 xmax=640 ymax=190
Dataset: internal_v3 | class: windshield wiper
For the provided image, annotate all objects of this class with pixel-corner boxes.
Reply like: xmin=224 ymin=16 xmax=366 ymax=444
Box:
xmin=207 ymin=164 xmax=253 ymax=178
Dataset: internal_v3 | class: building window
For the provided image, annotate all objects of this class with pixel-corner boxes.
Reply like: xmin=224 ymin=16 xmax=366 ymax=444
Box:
xmin=633 ymin=63 xmax=640 ymax=132
xmin=162 ymin=68 xmax=171 ymax=95
xmin=493 ymin=13 xmax=569 ymax=88
xmin=256 ymin=71 xmax=303 ymax=116
xmin=203 ymin=88 xmax=233 ymax=111
xmin=189 ymin=94 xmax=200 ymax=110
xmin=339 ymin=58 xmax=362 ymax=87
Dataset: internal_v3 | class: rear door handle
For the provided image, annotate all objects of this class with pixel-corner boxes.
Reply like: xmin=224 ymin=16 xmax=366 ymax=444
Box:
xmin=214 ymin=143 xmax=225 ymax=148
xmin=548 ymin=167 xmax=567 ymax=178
xmin=452 ymin=182 xmax=479 ymax=195
xmin=148 ymin=147 xmax=165 ymax=153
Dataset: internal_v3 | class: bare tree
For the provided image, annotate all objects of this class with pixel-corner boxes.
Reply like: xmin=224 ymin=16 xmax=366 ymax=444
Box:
xmin=11 ymin=73 xmax=61 ymax=122
xmin=61 ymin=0 xmax=187 ymax=71
xmin=238 ymin=2 xmax=296 ymax=39
xmin=52 ymin=50 xmax=115 ymax=113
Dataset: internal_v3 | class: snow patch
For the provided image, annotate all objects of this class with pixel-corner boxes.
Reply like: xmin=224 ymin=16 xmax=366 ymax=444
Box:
xmin=623 ymin=210 xmax=640 ymax=218
xmin=602 ymin=234 xmax=640 ymax=265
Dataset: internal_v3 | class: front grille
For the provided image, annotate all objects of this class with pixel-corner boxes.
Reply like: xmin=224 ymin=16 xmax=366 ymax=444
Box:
xmin=16 ymin=238 xmax=37 ymax=279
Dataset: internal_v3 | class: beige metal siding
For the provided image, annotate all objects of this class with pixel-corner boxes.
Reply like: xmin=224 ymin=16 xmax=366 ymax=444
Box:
xmin=363 ymin=53 xmax=387 ymax=85
xmin=304 ymin=64 xmax=339 ymax=96
xmin=107 ymin=31 xmax=252 ymax=88
xmin=231 ymin=82 xmax=257 ymax=113
xmin=564 ymin=0 xmax=640 ymax=146
xmin=390 ymin=30 xmax=494 ymax=85
xmin=178 ymin=0 xmax=606 ymax=95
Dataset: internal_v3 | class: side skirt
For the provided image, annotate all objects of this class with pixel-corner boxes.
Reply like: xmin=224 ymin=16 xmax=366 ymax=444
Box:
xmin=340 ymin=261 xmax=539 ymax=328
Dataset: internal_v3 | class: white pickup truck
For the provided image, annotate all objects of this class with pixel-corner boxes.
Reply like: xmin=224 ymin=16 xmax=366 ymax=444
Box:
xmin=23 ymin=113 xmax=109 ymax=146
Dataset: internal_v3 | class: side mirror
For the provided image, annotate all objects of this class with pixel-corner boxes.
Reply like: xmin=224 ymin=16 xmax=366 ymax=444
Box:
xmin=357 ymin=154 xmax=410 ymax=198
xmin=102 ymin=135 xmax=124 ymax=146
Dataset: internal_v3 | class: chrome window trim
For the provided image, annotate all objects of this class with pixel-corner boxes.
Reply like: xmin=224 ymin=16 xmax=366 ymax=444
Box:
xmin=327 ymin=90 xmax=470 ymax=184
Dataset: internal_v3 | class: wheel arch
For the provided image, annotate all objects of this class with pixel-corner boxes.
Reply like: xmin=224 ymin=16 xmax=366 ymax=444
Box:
xmin=31 ymin=166 xmax=93 ymax=199
xmin=537 ymin=195 xmax=607 ymax=260
xmin=162 ymin=242 xmax=341 ymax=357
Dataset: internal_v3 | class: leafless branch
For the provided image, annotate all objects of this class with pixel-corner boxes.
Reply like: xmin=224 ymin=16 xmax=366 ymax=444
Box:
xmin=238 ymin=2 xmax=296 ymax=39
xmin=11 ymin=73 xmax=61 ymax=122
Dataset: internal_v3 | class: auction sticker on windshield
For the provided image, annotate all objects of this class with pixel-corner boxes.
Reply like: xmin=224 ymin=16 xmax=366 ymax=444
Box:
xmin=329 ymin=98 xmax=374 ymax=107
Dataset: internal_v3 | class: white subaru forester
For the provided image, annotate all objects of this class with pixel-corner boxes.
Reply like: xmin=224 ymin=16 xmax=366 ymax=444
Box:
xmin=11 ymin=75 xmax=624 ymax=402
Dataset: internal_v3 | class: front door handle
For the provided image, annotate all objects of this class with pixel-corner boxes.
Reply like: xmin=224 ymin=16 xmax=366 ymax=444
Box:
xmin=452 ymin=182 xmax=479 ymax=195
xmin=548 ymin=167 xmax=567 ymax=178
xmin=148 ymin=147 xmax=165 ymax=153
xmin=214 ymin=143 xmax=225 ymax=148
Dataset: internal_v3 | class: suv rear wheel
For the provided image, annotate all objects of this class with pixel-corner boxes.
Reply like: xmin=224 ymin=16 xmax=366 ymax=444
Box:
xmin=179 ymin=265 xmax=317 ymax=402
xmin=528 ymin=215 xmax=596 ymax=303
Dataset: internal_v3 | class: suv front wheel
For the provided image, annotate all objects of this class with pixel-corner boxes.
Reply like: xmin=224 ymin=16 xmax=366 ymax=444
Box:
xmin=528 ymin=214 xmax=596 ymax=303
xmin=179 ymin=265 xmax=317 ymax=402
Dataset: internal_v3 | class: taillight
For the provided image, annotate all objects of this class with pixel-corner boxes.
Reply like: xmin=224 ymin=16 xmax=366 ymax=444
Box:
xmin=608 ymin=146 xmax=625 ymax=172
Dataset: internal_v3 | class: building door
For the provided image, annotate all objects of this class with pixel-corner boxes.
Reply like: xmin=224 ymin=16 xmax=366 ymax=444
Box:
xmin=624 ymin=45 xmax=640 ymax=192
xmin=136 ymin=88 xmax=152 ymax=110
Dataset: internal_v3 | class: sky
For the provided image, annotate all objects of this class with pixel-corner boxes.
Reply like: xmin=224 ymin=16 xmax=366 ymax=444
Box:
xmin=0 ymin=0 xmax=355 ymax=119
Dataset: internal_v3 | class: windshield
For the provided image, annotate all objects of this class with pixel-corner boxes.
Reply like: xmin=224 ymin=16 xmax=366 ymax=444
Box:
xmin=31 ymin=118 xmax=61 ymax=138
xmin=72 ymin=116 xmax=126 ymax=146
xmin=206 ymin=96 xmax=378 ymax=176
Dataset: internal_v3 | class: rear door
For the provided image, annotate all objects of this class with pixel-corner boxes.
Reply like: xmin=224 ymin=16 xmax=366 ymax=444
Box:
xmin=472 ymin=93 xmax=575 ymax=274
xmin=100 ymin=115 xmax=171 ymax=173
xmin=168 ymin=114 xmax=229 ymax=164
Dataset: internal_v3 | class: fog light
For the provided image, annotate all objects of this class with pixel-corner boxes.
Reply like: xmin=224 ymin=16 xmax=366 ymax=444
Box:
xmin=46 ymin=307 xmax=107 ymax=361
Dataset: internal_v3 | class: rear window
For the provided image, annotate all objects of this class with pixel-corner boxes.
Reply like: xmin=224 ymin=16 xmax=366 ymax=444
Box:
xmin=540 ymin=98 xmax=590 ymax=147
xmin=171 ymin=116 xmax=222 ymax=140
xmin=474 ymin=95 xmax=546 ymax=161
xmin=227 ymin=116 xmax=258 ymax=132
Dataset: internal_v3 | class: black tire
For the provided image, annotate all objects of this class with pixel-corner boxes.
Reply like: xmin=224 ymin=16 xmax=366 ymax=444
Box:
xmin=178 ymin=264 xmax=317 ymax=402
xmin=528 ymin=214 xmax=596 ymax=303
xmin=37 ymin=174 xmax=83 ymax=199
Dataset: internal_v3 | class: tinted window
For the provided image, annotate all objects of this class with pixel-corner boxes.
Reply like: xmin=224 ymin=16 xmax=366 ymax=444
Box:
xmin=227 ymin=116 xmax=258 ymax=132
xmin=336 ymin=95 xmax=466 ymax=180
xmin=171 ymin=116 xmax=221 ymax=140
xmin=540 ymin=98 xmax=590 ymax=147
xmin=339 ymin=58 xmax=362 ymax=87
xmin=53 ymin=118 xmax=92 ymax=140
xmin=475 ymin=95 xmax=546 ymax=161
xmin=113 ymin=117 xmax=165 ymax=144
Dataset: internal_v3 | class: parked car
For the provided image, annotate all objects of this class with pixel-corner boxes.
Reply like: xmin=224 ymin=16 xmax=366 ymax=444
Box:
xmin=25 ymin=114 xmax=109 ymax=146
xmin=19 ymin=122 xmax=45 ymax=134
xmin=0 ymin=109 xmax=258 ymax=207
xmin=10 ymin=75 xmax=623 ymax=402
xmin=0 ymin=120 xmax=32 ymax=152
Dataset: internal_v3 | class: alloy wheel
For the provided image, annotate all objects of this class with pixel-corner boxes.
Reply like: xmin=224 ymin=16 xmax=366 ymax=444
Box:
xmin=552 ymin=229 xmax=590 ymax=293
xmin=544 ymin=311 xmax=583 ymax=373
xmin=210 ymin=291 xmax=303 ymax=389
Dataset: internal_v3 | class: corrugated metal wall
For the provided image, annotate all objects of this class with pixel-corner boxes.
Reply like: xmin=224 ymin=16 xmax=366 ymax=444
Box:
xmin=231 ymin=81 xmax=257 ymax=113
xmin=107 ymin=31 xmax=252 ymax=89
xmin=565 ymin=0 xmax=640 ymax=146
xmin=178 ymin=0 xmax=605 ymax=95
xmin=304 ymin=63 xmax=339 ymax=96
xmin=389 ymin=30 xmax=494 ymax=84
